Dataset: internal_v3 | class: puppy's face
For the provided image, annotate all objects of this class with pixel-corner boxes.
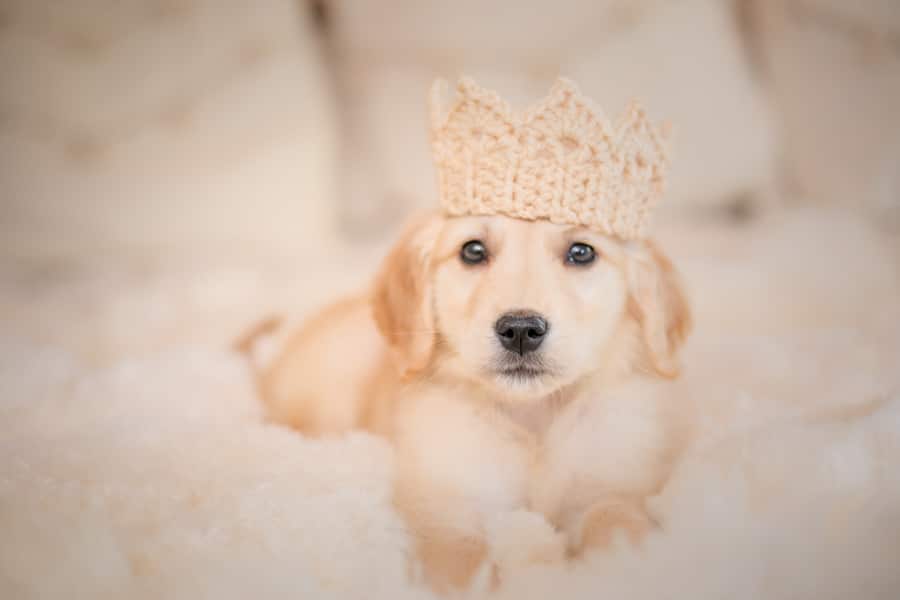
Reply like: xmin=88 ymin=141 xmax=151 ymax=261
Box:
xmin=431 ymin=216 xmax=628 ymax=397
xmin=373 ymin=213 xmax=690 ymax=400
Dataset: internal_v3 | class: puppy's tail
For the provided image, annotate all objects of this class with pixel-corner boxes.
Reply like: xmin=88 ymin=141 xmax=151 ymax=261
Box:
xmin=233 ymin=315 xmax=284 ymax=393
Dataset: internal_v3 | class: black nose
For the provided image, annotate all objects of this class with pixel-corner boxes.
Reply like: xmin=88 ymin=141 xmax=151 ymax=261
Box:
xmin=494 ymin=311 xmax=549 ymax=355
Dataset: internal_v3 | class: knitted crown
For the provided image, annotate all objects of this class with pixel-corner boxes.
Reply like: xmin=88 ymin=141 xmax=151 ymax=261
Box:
xmin=429 ymin=77 xmax=671 ymax=240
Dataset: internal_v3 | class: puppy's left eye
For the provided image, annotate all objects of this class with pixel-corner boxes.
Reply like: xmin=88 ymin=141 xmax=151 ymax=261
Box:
xmin=460 ymin=240 xmax=488 ymax=265
xmin=566 ymin=242 xmax=596 ymax=265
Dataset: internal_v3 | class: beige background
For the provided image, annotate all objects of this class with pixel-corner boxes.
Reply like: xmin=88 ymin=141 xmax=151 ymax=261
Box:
xmin=1 ymin=2 xmax=900 ymax=598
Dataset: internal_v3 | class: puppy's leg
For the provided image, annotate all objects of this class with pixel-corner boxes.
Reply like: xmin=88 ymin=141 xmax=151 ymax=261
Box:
xmin=394 ymin=487 xmax=490 ymax=593
xmin=391 ymin=387 xmax=532 ymax=591
xmin=484 ymin=509 xmax=566 ymax=588
xmin=569 ymin=495 xmax=657 ymax=556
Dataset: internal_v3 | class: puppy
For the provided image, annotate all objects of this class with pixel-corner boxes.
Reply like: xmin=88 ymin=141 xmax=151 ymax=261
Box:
xmin=246 ymin=210 xmax=691 ymax=590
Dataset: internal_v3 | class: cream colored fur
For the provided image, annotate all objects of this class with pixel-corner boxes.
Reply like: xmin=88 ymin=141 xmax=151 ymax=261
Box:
xmin=254 ymin=212 xmax=691 ymax=590
xmin=2 ymin=207 xmax=899 ymax=598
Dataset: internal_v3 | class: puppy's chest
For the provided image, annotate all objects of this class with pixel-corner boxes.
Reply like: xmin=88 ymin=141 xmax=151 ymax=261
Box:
xmin=494 ymin=396 xmax=567 ymax=441
xmin=489 ymin=390 xmax=672 ymax=514
xmin=395 ymin=386 xmax=671 ymax=522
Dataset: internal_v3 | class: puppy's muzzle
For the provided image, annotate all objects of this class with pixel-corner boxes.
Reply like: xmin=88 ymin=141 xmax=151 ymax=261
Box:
xmin=494 ymin=311 xmax=549 ymax=355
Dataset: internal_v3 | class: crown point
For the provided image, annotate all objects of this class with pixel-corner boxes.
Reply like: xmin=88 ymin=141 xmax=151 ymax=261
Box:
xmin=456 ymin=76 xmax=479 ymax=95
xmin=621 ymin=99 xmax=645 ymax=120
xmin=542 ymin=78 xmax=584 ymax=112
xmin=553 ymin=76 xmax=581 ymax=96
xmin=429 ymin=75 xmax=671 ymax=240
xmin=551 ymin=77 xmax=581 ymax=96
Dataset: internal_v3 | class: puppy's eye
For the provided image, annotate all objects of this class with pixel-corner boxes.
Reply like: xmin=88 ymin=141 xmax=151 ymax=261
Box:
xmin=566 ymin=242 xmax=596 ymax=266
xmin=460 ymin=240 xmax=488 ymax=265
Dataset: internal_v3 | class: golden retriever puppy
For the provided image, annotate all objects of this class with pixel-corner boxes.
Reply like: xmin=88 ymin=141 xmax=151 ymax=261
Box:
xmin=247 ymin=210 xmax=691 ymax=590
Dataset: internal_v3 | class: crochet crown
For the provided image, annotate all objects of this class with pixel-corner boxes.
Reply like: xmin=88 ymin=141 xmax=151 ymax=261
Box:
xmin=429 ymin=77 xmax=671 ymax=240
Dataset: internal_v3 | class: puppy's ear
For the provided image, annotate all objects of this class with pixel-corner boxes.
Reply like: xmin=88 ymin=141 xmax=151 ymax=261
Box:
xmin=626 ymin=240 xmax=692 ymax=378
xmin=371 ymin=212 xmax=443 ymax=379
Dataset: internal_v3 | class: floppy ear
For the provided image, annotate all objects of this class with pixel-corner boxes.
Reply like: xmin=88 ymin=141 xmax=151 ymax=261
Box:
xmin=371 ymin=212 xmax=443 ymax=379
xmin=625 ymin=240 xmax=692 ymax=379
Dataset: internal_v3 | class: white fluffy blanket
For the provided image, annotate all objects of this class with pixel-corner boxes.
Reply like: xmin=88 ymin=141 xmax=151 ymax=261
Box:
xmin=2 ymin=208 xmax=900 ymax=599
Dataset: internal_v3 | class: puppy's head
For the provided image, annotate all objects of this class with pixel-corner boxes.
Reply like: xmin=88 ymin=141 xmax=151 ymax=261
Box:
xmin=372 ymin=212 xmax=691 ymax=399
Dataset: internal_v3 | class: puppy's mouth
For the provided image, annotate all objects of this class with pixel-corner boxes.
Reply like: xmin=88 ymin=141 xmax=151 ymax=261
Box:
xmin=497 ymin=365 xmax=547 ymax=380
xmin=492 ymin=355 xmax=552 ymax=381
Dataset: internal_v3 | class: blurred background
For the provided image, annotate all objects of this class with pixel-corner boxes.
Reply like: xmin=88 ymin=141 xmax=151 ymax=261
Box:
xmin=1 ymin=0 xmax=898 ymax=369
xmin=1 ymin=6 xmax=899 ymax=596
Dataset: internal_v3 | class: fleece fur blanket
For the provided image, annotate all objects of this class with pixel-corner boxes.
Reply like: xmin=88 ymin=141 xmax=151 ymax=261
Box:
xmin=2 ymin=207 xmax=900 ymax=599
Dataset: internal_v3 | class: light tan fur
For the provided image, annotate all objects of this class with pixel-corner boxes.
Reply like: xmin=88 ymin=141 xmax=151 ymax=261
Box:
xmin=240 ymin=211 xmax=692 ymax=592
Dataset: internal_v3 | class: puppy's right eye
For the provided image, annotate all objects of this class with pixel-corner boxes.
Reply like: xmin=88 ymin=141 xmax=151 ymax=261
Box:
xmin=460 ymin=240 xmax=488 ymax=265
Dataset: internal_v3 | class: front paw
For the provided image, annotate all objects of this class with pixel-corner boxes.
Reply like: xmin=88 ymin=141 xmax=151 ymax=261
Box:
xmin=572 ymin=497 xmax=657 ymax=555
xmin=476 ymin=510 xmax=566 ymax=591
xmin=488 ymin=509 xmax=566 ymax=568
xmin=415 ymin=533 xmax=488 ymax=594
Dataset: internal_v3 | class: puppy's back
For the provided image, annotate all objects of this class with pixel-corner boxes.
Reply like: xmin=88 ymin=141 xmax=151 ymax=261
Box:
xmin=260 ymin=295 xmax=386 ymax=434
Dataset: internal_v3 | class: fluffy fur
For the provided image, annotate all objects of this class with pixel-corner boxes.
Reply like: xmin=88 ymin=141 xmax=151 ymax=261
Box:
xmin=255 ymin=210 xmax=693 ymax=589
xmin=1 ymin=207 xmax=899 ymax=598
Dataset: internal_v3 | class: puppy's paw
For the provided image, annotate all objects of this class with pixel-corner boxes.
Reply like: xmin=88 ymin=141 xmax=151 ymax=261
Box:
xmin=488 ymin=509 xmax=567 ymax=568
xmin=478 ymin=510 xmax=566 ymax=589
xmin=572 ymin=497 xmax=657 ymax=555
xmin=416 ymin=533 xmax=488 ymax=594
